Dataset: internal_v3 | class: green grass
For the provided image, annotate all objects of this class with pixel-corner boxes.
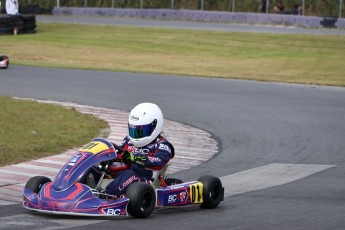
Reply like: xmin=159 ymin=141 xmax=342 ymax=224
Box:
xmin=0 ymin=97 xmax=108 ymax=166
xmin=1 ymin=22 xmax=345 ymax=86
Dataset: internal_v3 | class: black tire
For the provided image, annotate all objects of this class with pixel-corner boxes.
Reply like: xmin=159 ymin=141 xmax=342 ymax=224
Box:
xmin=0 ymin=27 xmax=13 ymax=35
xmin=0 ymin=16 xmax=14 ymax=35
xmin=0 ymin=16 xmax=13 ymax=25
xmin=24 ymin=22 xmax=36 ymax=29
xmin=25 ymin=176 xmax=51 ymax=193
xmin=24 ymin=25 xmax=37 ymax=33
xmin=21 ymin=15 xmax=36 ymax=34
xmin=24 ymin=30 xmax=36 ymax=34
xmin=13 ymin=23 xmax=24 ymax=34
xmin=0 ymin=56 xmax=9 ymax=69
xmin=198 ymin=175 xmax=223 ymax=209
xmin=21 ymin=15 xmax=36 ymax=22
xmin=126 ymin=182 xmax=155 ymax=218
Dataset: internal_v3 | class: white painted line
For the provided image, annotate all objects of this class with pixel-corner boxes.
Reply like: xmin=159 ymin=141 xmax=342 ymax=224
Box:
xmin=0 ymin=169 xmax=50 ymax=178
xmin=174 ymin=147 xmax=218 ymax=153
xmin=0 ymin=200 xmax=17 ymax=206
xmin=10 ymin=164 xmax=60 ymax=173
xmin=33 ymin=159 xmax=66 ymax=165
xmin=170 ymin=158 xmax=204 ymax=165
xmin=173 ymin=154 xmax=212 ymax=161
xmin=0 ymin=214 xmax=106 ymax=229
xmin=220 ymin=163 xmax=335 ymax=197
xmin=0 ymin=178 xmax=22 ymax=185
xmin=0 ymin=188 xmax=22 ymax=197
xmin=51 ymin=152 xmax=76 ymax=158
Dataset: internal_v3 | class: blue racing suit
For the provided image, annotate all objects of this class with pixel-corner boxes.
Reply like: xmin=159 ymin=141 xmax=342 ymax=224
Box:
xmin=105 ymin=135 xmax=174 ymax=196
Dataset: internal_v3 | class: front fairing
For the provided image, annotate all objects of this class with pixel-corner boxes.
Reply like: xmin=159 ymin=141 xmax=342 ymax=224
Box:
xmin=23 ymin=182 xmax=129 ymax=216
xmin=53 ymin=138 xmax=117 ymax=191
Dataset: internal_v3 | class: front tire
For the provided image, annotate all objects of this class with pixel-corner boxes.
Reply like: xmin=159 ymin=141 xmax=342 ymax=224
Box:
xmin=25 ymin=176 xmax=51 ymax=193
xmin=198 ymin=175 xmax=223 ymax=209
xmin=126 ymin=182 xmax=155 ymax=218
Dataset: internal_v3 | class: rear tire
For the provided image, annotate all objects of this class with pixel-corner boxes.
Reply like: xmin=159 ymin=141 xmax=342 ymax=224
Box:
xmin=126 ymin=182 xmax=155 ymax=218
xmin=25 ymin=176 xmax=51 ymax=193
xmin=198 ymin=175 xmax=223 ymax=209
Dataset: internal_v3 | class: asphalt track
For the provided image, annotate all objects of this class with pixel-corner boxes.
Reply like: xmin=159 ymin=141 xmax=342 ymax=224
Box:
xmin=1 ymin=17 xmax=345 ymax=229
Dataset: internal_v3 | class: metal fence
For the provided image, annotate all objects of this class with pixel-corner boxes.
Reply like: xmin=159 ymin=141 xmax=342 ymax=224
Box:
xmin=15 ymin=0 xmax=345 ymax=18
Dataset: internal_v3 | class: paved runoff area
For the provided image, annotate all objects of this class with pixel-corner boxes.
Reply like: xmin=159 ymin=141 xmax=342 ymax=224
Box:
xmin=222 ymin=163 xmax=334 ymax=198
xmin=0 ymin=99 xmax=218 ymax=206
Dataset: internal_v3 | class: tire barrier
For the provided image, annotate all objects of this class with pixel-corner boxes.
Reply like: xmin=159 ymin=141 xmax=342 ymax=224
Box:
xmin=22 ymin=15 xmax=37 ymax=34
xmin=320 ymin=16 xmax=338 ymax=28
xmin=0 ymin=15 xmax=36 ymax=35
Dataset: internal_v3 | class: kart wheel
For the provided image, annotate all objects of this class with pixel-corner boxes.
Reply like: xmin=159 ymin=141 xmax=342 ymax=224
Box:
xmin=198 ymin=175 xmax=223 ymax=209
xmin=25 ymin=176 xmax=51 ymax=193
xmin=126 ymin=182 xmax=155 ymax=218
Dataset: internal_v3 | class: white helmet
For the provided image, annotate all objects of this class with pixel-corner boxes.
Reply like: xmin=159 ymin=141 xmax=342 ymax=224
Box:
xmin=128 ymin=103 xmax=164 ymax=148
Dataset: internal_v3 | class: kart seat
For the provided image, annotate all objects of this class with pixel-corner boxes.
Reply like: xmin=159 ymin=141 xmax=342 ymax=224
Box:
xmin=151 ymin=164 xmax=169 ymax=190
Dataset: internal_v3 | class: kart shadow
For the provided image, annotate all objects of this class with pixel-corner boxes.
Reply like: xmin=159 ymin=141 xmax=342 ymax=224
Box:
xmin=25 ymin=209 xmax=128 ymax=221
xmin=23 ymin=205 xmax=214 ymax=220
xmin=25 ymin=205 xmax=224 ymax=221
xmin=153 ymin=205 xmax=204 ymax=216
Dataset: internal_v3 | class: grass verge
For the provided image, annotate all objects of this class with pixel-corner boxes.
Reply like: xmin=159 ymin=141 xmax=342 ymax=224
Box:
xmin=1 ymin=22 xmax=345 ymax=86
xmin=0 ymin=97 xmax=108 ymax=166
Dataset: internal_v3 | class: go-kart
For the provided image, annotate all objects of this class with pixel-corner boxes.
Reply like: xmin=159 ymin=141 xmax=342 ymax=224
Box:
xmin=23 ymin=138 xmax=224 ymax=218
xmin=0 ymin=56 xmax=9 ymax=69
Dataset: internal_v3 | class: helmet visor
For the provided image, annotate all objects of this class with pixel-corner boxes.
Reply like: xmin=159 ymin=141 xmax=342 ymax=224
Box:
xmin=128 ymin=120 xmax=157 ymax=139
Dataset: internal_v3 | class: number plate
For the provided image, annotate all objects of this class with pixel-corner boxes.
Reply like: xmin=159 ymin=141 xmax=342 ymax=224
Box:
xmin=189 ymin=182 xmax=203 ymax=204
xmin=79 ymin=141 xmax=109 ymax=155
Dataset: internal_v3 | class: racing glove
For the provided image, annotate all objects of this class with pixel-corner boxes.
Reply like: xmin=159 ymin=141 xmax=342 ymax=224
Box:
xmin=121 ymin=151 xmax=147 ymax=167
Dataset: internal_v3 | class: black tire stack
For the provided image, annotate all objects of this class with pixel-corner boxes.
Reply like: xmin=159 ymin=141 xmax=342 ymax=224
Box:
xmin=22 ymin=15 xmax=36 ymax=33
xmin=0 ymin=16 xmax=13 ymax=35
xmin=0 ymin=14 xmax=36 ymax=35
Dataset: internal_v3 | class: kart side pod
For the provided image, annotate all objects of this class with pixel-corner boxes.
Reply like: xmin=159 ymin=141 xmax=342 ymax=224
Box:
xmin=156 ymin=175 xmax=224 ymax=209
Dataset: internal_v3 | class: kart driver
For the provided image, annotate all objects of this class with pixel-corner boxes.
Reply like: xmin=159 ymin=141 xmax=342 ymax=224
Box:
xmin=87 ymin=102 xmax=175 ymax=197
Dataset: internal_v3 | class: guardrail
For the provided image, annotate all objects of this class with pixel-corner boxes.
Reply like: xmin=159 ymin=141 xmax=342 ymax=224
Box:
xmin=51 ymin=7 xmax=345 ymax=29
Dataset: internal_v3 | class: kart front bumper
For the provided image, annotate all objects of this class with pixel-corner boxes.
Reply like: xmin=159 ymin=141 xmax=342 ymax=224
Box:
xmin=23 ymin=182 xmax=129 ymax=217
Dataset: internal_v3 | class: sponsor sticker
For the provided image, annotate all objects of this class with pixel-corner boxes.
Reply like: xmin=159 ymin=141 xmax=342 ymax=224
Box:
xmin=158 ymin=143 xmax=171 ymax=153
xmin=130 ymin=115 xmax=139 ymax=121
xmin=68 ymin=153 xmax=83 ymax=166
xmin=167 ymin=191 xmax=188 ymax=204
xmin=103 ymin=208 xmax=123 ymax=216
